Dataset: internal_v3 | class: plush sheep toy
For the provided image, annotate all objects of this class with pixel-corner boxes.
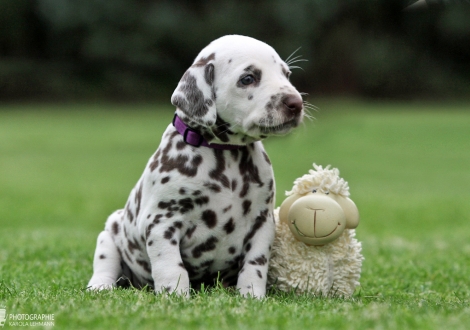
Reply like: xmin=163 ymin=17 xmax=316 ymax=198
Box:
xmin=268 ymin=164 xmax=363 ymax=297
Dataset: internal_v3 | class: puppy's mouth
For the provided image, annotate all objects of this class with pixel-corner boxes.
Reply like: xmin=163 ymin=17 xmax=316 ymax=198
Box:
xmin=258 ymin=118 xmax=300 ymax=135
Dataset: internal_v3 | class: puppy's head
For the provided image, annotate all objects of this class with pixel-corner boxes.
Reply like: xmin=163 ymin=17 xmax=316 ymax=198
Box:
xmin=171 ymin=35 xmax=304 ymax=145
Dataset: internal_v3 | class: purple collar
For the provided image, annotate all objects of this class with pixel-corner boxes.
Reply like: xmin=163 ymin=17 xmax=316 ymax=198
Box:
xmin=172 ymin=114 xmax=244 ymax=150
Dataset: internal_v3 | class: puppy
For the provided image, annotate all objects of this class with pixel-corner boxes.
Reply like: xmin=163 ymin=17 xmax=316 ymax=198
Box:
xmin=87 ymin=35 xmax=304 ymax=297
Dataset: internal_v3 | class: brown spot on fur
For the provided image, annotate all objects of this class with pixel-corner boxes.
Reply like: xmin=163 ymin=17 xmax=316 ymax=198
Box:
xmin=209 ymin=150 xmax=231 ymax=188
xmin=153 ymin=214 xmax=162 ymax=224
xmin=159 ymin=148 xmax=203 ymax=177
xmin=204 ymin=182 xmax=222 ymax=193
xmin=249 ymin=255 xmax=267 ymax=266
xmin=149 ymin=150 xmax=161 ymax=172
xmin=192 ymin=236 xmax=219 ymax=258
xmin=137 ymin=259 xmax=151 ymax=272
xmin=262 ymin=151 xmax=272 ymax=165
xmin=164 ymin=227 xmax=176 ymax=240
xmin=192 ymin=53 xmax=215 ymax=67
xmin=231 ymin=179 xmax=238 ymax=192
xmin=146 ymin=223 xmax=155 ymax=237
xmin=135 ymin=182 xmax=143 ymax=217
xmin=178 ymin=198 xmax=194 ymax=214
xmin=128 ymin=239 xmax=140 ymax=254
xmin=201 ymin=210 xmax=217 ymax=228
xmin=125 ymin=203 xmax=134 ymax=223
xmin=112 ymin=222 xmax=120 ymax=235
xmin=223 ymin=218 xmax=235 ymax=234
xmin=243 ymin=209 xmax=269 ymax=246
xmin=265 ymin=192 xmax=274 ymax=204
xmin=242 ymin=200 xmax=252 ymax=216
xmin=176 ymin=141 xmax=187 ymax=150
xmin=185 ymin=225 xmax=197 ymax=239
xmin=195 ymin=196 xmax=209 ymax=206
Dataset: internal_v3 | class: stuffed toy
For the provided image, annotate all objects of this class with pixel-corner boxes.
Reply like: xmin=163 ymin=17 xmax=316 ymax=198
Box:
xmin=268 ymin=164 xmax=363 ymax=297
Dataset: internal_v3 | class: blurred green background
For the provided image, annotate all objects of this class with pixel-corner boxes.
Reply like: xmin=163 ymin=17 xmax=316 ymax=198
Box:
xmin=1 ymin=0 xmax=470 ymax=102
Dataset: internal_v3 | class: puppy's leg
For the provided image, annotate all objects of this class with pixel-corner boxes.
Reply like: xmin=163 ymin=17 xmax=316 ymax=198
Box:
xmin=87 ymin=230 xmax=122 ymax=290
xmin=146 ymin=221 xmax=190 ymax=296
xmin=237 ymin=210 xmax=275 ymax=298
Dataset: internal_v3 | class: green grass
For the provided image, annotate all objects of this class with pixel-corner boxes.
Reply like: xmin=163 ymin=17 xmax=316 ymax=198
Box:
xmin=1 ymin=100 xmax=469 ymax=329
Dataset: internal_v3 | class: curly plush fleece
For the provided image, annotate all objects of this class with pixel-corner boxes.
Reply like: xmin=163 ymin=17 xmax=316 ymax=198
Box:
xmin=268 ymin=164 xmax=363 ymax=297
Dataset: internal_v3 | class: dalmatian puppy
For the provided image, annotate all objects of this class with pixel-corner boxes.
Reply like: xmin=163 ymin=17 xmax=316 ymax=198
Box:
xmin=87 ymin=35 xmax=304 ymax=298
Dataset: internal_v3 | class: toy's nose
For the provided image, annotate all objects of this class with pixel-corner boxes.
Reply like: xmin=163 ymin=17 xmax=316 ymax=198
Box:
xmin=288 ymin=194 xmax=346 ymax=245
xmin=304 ymin=207 xmax=341 ymax=238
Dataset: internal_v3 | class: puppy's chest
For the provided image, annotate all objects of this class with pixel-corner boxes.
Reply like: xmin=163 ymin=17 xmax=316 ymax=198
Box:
xmin=178 ymin=201 xmax=246 ymax=267
xmin=147 ymin=139 xmax=274 ymax=278
xmin=176 ymin=161 xmax=270 ymax=265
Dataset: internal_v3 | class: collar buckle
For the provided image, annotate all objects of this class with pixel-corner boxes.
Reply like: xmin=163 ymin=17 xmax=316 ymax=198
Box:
xmin=172 ymin=113 xmax=243 ymax=150
xmin=183 ymin=126 xmax=204 ymax=147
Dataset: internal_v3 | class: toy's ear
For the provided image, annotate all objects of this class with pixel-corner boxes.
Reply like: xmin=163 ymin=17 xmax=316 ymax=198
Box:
xmin=279 ymin=194 xmax=302 ymax=224
xmin=334 ymin=196 xmax=360 ymax=229
xmin=171 ymin=52 xmax=217 ymax=126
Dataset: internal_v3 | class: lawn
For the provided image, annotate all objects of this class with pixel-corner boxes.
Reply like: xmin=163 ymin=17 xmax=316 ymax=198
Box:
xmin=0 ymin=99 xmax=469 ymax=329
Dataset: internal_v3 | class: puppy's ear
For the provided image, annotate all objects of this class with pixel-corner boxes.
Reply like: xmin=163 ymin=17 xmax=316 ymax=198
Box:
xmin=171 ymin=52 xmax=217 ymax=126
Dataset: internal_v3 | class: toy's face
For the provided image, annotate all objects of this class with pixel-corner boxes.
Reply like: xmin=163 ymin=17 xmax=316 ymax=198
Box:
xmin=279 ymin=190 xmax=359 ymax=245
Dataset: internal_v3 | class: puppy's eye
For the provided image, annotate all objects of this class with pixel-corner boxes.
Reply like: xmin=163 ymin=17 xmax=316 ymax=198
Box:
xmin=312 ymin=189 xmax=317 ymax=193
xmin=240 ymin=75 xmax=255 ymax=85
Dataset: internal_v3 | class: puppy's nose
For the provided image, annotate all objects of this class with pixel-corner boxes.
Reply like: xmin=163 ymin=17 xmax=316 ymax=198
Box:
xmin=282 ymin=94 xmax=303 ymax=115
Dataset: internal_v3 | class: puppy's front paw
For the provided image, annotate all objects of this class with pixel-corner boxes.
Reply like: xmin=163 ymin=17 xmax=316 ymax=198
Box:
xmin=238 ymin=284 xmax=266 ymax=299
xmin=153 ymin=271 xmax=190 ymax=297
xmin=87 ymin=275 xmax=116 ymax=291
xmin=237 ymin=270 xmax=267 ymax=298
xmin=154 ymin=285 xmax=190 ymax=297
xmin=87 ymin=283 xmax=115 ymax=291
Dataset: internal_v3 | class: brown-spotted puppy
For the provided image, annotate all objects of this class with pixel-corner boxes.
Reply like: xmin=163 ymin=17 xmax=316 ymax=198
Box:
xmin=87 ymin=35 xmax=304 ymax=298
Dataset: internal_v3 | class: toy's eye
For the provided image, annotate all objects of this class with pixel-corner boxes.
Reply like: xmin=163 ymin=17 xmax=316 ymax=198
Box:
xmin=240 ymin=75 xmax=255 ymax=86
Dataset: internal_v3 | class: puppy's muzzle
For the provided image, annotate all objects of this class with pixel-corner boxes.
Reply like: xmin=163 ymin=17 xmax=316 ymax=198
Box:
xmin=282 ymin=94 xmax=303 ymax=117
